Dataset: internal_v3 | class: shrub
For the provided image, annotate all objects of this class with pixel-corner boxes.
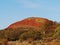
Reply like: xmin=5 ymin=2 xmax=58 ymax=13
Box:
xmin=0 ymin=30 xmax=6 ymax=40
xmin=5 ymin=27 xmax=27 ymax=41
xmin=53 ymin=26 xmax=60 ymax=39
xmin=20 ymin=30 xmax=42 ymax=40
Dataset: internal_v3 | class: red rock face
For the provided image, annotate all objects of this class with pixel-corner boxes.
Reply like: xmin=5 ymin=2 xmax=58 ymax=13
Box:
xmin=6 ymin=17 xmax=53 ymax=29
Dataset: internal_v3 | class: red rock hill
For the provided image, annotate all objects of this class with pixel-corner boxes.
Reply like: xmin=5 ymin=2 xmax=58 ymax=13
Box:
xmin=6 ymin=17 xmax=53 ymax=30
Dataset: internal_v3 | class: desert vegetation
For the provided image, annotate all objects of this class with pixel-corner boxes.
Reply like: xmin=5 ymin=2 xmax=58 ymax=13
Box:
xmin=0 ymin=17 xmax=60 ymax=45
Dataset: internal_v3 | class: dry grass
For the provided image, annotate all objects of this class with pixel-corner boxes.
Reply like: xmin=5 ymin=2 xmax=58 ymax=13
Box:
xmin=7 ymin=40 xmax=60 ymax=45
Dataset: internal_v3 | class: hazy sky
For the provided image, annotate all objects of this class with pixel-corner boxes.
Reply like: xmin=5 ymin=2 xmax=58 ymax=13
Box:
xmin=0 ymin=0 xmax=60 ymax=29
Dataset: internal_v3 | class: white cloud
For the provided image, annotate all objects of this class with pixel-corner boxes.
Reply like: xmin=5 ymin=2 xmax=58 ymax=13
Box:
xmin=17 ymin=0 xmax=41 ymax=8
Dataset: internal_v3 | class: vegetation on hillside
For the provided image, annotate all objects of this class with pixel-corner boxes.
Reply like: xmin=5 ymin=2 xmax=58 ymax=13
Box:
xmin=0 ymin=17 xmax=60 ymax=45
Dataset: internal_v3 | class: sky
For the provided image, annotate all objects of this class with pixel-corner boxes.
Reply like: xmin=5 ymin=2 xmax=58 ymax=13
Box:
xmin=0 ymin=0 xmax=60 ymax=29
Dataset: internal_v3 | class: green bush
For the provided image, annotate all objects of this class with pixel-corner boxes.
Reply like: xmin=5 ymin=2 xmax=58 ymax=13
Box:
xmin=53 ymin=26 xmax=60 ymax=39
xmin=5 ymin=27 xmax=27 ymax=41
xmin=20 ymin=30 xmax=42 ymax=40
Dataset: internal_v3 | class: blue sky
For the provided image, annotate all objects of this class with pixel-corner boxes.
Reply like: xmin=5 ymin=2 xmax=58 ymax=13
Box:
xmin=0 ymin=0 xmax=60 ymax=29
